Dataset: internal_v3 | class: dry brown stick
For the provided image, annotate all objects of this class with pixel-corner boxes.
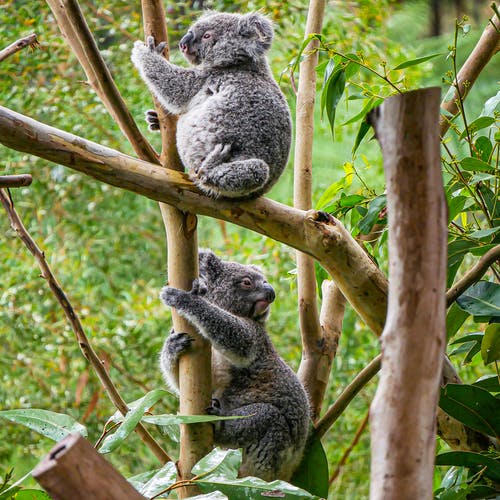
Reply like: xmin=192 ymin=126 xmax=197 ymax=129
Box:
xmin=0 ymin=174 xmax=32 ymax=188
xmin=446 ymin=243 xmax=500 ymax=306
xmin=293 ymin=0 xmax=328 ymax=421
xmin=329 ymin=410 xmax=369 ymax=485
xmin=45 ymin=0 xmax=158 ymax=162
xmin=440 ymin=14 xmax=500 ymax=137
xmin=139 ymin=1 xmax=211 ymax=494
xmin=315 ymin=354 xmax=381 ymax=439
xmin=369 ymin=87 xmax=446 ymax=500
xmin=0 ymin=188 xmax=171 ymax=464
xmin=33 ymin=433 xmax=146 ymax=500
xmin=0 ymin=34 xmax=38 ymax=63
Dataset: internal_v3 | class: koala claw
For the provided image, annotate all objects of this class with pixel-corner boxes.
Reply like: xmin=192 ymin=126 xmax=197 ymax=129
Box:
xmin=145 ymin=109 xmax=160 ymax=131
xmin=166 ymin=331 xmax=194 ymax=357
xmin=191 ymin=278 xmax=208 ymax=296
xmin=146 ymin=36 xmax=167 ymax=54
xmin=206 ymin=398 xmax=222 ymax=415
xmin=159 ymin=286 xmax=183 ymax=307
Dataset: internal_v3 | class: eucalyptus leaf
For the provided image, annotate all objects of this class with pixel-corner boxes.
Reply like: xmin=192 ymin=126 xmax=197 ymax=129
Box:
xmin=481 ymin=323 xmax=500 ymax=365
xmin=0 ymin=409 xmax=87 ymax=442
xmin=358 ymin=195 xmax=386 ymax=234
xmin=99 ymin=389 xmax=169 ymax=453
xmin=352 ymin=119 xmax=371 ymax=155
xmin=187 ymin=492 xmax=229 ymax=500
xmin=139 ymin=461 xmax=177 ymax=497
xmin=459 ymin=116 xmax=495 ymax=139
xmin=473 ymin=375 xmax=500 ymax=392
xmin=439 ymin=384 xmax=500 ymax=438
xmin=456 ymin=281 xmax=500 ymax=320
xmin=435 ymin=451 xmax=500 ymax=483
xmin=459 ymin=157 xmax=495 ymax=172
xmin=474 ymin=136 xmax=492 ymax=162
xmin=481 ymin=90 xmax=500 ymax=116
xmin=392 ymin=52 xmax=442 ymax=70
xmin=9 ymin=490 xmax=52 ymax=500
xmin=321 ymin=68 xmax=346 ymax=139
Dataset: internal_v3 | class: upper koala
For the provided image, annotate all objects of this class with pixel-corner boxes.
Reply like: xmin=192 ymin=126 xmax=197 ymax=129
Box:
xmin=131 ymin=12 xmax=292 ymax=199
xmin=159 ymin=250 xmax=310 ymax=481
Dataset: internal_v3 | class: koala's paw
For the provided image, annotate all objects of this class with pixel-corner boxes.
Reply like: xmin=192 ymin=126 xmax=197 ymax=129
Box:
xmin=165 ymin=331 xmax=194 ymax=357
xmin=191 ymin=278 xmax=208 ymax=296
xmin=206 ymin=398 xmax=222 ymax=416
xmin=146 ymin=35 xmax=167 ymax=54
xmin=196 ymin=143 xmax=232 ymax=175
xmin=159 ymin=286 xmax=186 ymax=308
xmin=145 ymin=109 xmax=160 ymax=131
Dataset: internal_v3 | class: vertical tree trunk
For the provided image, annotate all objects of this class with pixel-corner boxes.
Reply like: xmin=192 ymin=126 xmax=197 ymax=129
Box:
xmin=430 ymin=0 xmax=441 ymax=37
xmin=293 ymin=0 xmax=327 ymax=420
xmin=139 ymin=2 xmax=213 ymax=496
xmin=368 ymin=87 xmax=447 ymax=500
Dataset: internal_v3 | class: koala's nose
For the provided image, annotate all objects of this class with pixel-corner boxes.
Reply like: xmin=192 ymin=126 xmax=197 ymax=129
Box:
xmin=263 ymin=284 xmax=275 ymax=303
xmin=179 ymin=32 xmax=194 ymax=52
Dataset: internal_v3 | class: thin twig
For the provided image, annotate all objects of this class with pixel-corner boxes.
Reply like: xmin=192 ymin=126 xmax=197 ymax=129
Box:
xmin=0 ymin=34 xmax=39 ymax=63
xmin=446 ymin=244 xmax=500 ymax=306
xmin=0 ymin=174 xmax=32 ymax=188
xmin=0 ymin=189 xmax=171 ymax=464
xmin=329 ymin=410 xmax=369 ymax=485
xmin=315 ymin=354 xmax=381 ymax=439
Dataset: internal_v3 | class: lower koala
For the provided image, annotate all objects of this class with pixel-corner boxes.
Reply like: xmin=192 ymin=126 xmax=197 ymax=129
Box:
xmin=159 ymin=250 xmax=310 ymax=481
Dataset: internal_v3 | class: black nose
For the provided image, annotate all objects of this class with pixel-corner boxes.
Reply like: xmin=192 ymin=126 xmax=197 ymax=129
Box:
xmin=264 ymin=284 xmax=275 ymax=303
xmin=179 ymin=32 xmax=194 ymax=51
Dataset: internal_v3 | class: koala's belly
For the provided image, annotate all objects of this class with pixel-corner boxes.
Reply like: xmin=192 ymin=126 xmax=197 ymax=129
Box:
xmin=176 ymin=88 xmax=290 ymax=173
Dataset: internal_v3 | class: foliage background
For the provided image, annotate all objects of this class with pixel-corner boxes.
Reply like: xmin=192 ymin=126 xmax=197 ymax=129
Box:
xmin=0 ymin=0 xmax=498 ymax=498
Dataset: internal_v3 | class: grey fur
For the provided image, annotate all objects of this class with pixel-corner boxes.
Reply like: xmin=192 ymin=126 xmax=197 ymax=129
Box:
xmin=131 ymin=12 xmax=292 ymax=199
xmin=159 ymin=250 xmax=310 ymax=481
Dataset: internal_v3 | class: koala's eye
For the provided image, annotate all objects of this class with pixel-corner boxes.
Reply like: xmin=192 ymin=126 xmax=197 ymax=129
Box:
xmin=202 ymin=32 xmax=212 ymax=40
xmin=240 ymin=277 xmax=253 ymax=289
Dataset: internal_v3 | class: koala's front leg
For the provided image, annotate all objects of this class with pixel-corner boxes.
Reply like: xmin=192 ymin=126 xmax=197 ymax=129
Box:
xmin=131 ymin=36 xmax=205 ymax=114
xmin=160 ymin=329 xmax=194 ymax=394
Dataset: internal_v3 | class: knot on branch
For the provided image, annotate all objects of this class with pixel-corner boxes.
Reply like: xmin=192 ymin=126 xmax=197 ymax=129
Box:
xmin=304 ymin=210 xmax=341 ymax=248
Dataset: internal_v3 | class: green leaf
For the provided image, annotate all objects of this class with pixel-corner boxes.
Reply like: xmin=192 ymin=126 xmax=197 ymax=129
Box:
xmin=342 ymin=97 xmax=383 ymax=126
xmin=459 ymin=116 xmax=495 ymax=139
xmin=439 ymin=384 xmax=500 ymax=438
xmin=358 ymin=195 xmax=386 ymax=234
xmin=468 ymin=226 xmax=500 ymax=240
xmin=321 ymin=68 xmax=346 ymax=139
xmin=339 ymin=194 xmax=366 ymax=208
xmin=290 ymin=431 xmax=329 ymax=498
xmin=315 ymin=178 xmax=346 ymax=210
xmin=459 ymin=157 xmax=495 ymax=172
xmin=473 ymin=375 xmax=500 ymax=392
xmin=0 ymin=409 xmax=87 ymax=442
xmin=446 ymin=303 xmax=469 ymax=340
xmin=449 ymin=333 xmax=483 ymax=363
xmin=352 ymin=119 xmax=371 ymax=155
xmin=138 ymin=462 xmax=177 ymax=497
xmin=289 ymin=34 xmax=323 ymax=76
xmin=9 ymin=491 xmax=52 ymax=500
xmin=474 ymin=136 xmax=493 ymax=162
xmin=447 ymin=195 xmax=467 ymax=222
xmin=392 ymin=52 xmax=443 ymax=70
xmin=192 ymin=449 xmax=321 ymax=499
xmin=456 ymin=281 xmax=500 ymax=320
xmin=481 ymin=323 xmax=500 ymax=365
xmin=481 ymin=90 xmax=500 ymax=117
xmin=187 ymin=493 xmax=229 ymax=500
xmin=435 ymin=452 xmax=500 ymax=483
xmin=99 ymin=389 xmax=168 ymax=453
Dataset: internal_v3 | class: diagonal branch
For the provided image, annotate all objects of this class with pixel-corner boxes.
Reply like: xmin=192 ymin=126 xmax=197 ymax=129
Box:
xmin=0 ymin=188 xmax=171 ymax=464
xmin=0 ymin=104 xmax=389 ymax=337
xmin=0 ymin=34 xmax=39 ymax=63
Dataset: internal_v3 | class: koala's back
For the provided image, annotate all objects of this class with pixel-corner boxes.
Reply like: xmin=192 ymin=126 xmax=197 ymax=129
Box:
xmin=176 ymin=68 xmax=291 ymax=196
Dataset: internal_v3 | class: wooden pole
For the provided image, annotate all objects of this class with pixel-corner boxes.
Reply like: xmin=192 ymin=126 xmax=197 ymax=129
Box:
xmin=33 ymin=434 xmax=146 ymax=500
xmin=368 ymin=87 xmax=447 ymax=499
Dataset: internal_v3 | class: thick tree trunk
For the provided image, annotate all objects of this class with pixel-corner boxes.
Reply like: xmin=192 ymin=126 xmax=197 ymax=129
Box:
xmin=293 ymin=0 xmax=328 ymax=421
xmin=139 ymin=2 xmax=212 ymax=494
xmin=33 ymin=434 xmax=146 ymax=500
xmin=368 ymin=87 xmax=447 ymax=500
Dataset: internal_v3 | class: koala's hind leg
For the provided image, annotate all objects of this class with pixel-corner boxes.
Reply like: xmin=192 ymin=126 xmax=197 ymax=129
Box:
xmin=196 ymin=144 xmax=270 ymax=198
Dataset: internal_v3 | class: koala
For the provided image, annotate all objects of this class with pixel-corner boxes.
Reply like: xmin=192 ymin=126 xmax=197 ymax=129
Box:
xmin=131 ymin=12 xmax=292 ymax=199
xmin=159 ymin=250 xmax=310 ymax=481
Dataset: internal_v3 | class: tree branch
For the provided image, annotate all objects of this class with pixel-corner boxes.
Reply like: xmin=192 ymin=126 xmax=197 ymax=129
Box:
xmin=0 ymin=174 xmax=32 ymax=188
xmin=315 ymin=354 xmax=381 ymax=439
xmin=446 ymin=244 xmax=500 ymax=305
xmin=293 ymin=0 xmax=328 ymax=421
xmin=0 ymin=34 xmax=39 ymax=63
xmin=440 ymin=14 xmax=500 ymax=137
xmin=0 ymin=188 xmax=171 ymax=464
xmin=45 ymin=0 xmax=158 ymax=162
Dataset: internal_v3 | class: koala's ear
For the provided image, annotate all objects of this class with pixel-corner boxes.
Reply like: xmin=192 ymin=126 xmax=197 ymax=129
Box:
xmin=198 ymin=249 xmax=223 ymax=279
xmin=238 ymin=13 xmax=274 ymax=51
